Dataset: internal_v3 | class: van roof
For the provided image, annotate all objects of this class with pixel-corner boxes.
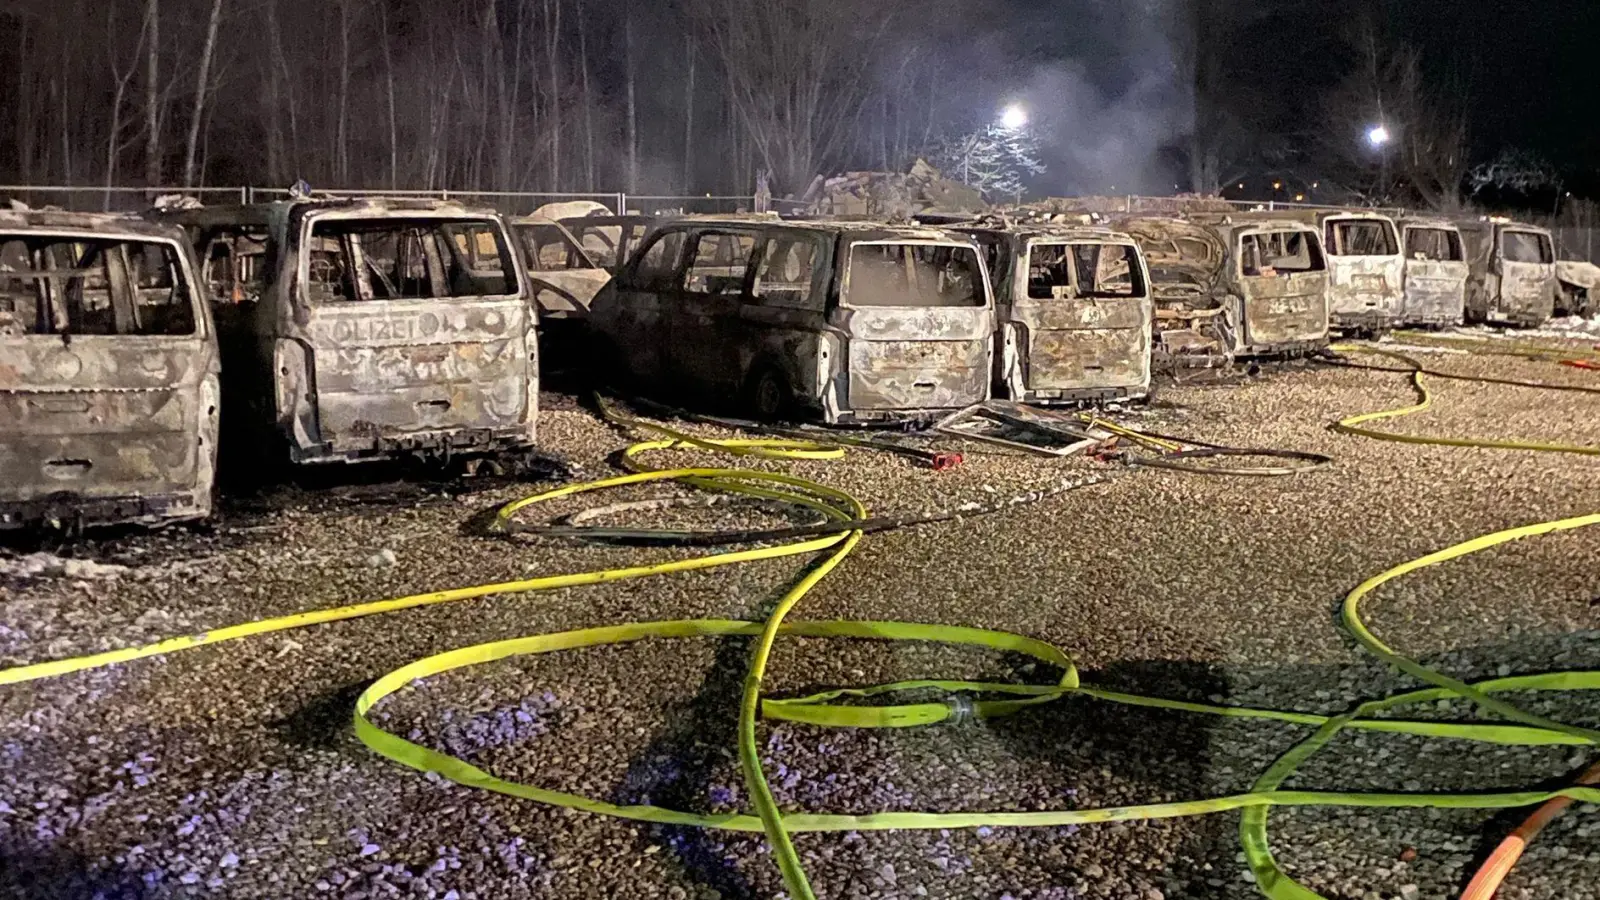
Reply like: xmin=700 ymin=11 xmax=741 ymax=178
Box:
xmin=153 ymin=197 xmax=503 ymax=227
xmin=669 ymin=215 xmax=977 ymax=243
xmin=0 ymin=209 xmax=191 ymax=242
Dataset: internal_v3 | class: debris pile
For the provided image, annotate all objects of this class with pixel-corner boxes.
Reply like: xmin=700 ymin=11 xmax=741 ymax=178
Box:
xmin=1012 ymin=194 xmax=1237 ymax=217
xmin=805 ymin=159 xmax=987 ymax=219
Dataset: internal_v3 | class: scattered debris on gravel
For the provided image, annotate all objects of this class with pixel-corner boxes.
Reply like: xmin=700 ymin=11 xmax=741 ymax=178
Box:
xmin=2 ymin=339 xmax=1598 ymax=900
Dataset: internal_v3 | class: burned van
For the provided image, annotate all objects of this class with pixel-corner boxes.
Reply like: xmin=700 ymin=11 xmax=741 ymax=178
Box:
xmin=509 ymin=215 xmax=612 ymax=321
xmin=0 ymin=211 xmax=218 ymax=529
xmin=1456 ymin=218 xmax=1557 ymax=327
xmin=588 ymin=218 xmax=994 ymax=424
xmin=1397 ymin=218 xmax=1468 ymax=327
xmin=953 ymin=222 xmax=1152 ymax=404
xmin=159 ymin=199 xmax=537 ymax=465
xmin=1115 ymin=215 xmax=1329 ymax=364
xmin=1310 ymin=212 xmax=1404 ymax=333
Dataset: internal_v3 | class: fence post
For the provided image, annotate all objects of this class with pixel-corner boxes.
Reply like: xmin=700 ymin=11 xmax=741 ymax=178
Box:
xmin=617 ymin=192 xmax=628 ymax=215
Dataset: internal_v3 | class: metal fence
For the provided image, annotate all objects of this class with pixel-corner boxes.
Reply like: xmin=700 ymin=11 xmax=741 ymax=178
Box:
xmin=0 ymin=184 xmax=800 ymax=218
xmin=1551 ymin=227 xmax=1600 ymax=265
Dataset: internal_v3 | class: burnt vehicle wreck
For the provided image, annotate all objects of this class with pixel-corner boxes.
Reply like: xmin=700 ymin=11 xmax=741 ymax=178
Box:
xmin=1397 ymin=217 xmax=1468 ymax=327
xmin=1114 ymin=215 xmax=1330 ymax=366
xmin=1457 ymin=217 xmax=1557 ymax=327
xmin=951 ymin=220 xmax=1152 ymax=404
xmin=1298 ymin=211 xmax=1404 ymax=334
xmin=587 ymin=217 xmax=994 ymax=424
xmin=0 ymin=210 xmax=219 ymax=529
xmin=158 ymin=199 xmax=538 ymax=466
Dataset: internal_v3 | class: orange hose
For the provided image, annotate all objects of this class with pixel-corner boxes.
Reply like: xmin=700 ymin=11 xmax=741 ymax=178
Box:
xmin=1458 ymin=758 xmax=1600 ymax=900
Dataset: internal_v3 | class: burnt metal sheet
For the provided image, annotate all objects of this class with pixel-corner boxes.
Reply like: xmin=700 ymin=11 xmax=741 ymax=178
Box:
xmin=845 ymin=336 xmax=989 ymax=412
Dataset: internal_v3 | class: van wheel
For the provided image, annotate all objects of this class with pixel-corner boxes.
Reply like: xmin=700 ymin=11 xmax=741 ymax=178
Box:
xmin=744 ymin=364 xmax=792 ymax=422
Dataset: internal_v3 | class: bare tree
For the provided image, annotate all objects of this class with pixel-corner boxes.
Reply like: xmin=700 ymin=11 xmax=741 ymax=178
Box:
xmin=182 ymin=0 xmax=225 ymax=187
xmin=690 ymin=0 xmax=897 ymax=194
xmin=1324 ymin=20 xmax=1469 ymax=209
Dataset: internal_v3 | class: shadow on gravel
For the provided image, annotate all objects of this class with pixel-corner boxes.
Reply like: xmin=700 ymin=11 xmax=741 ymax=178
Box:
xmin=271 ymin=681 xmax=371 ymax=750
xmin=986 ymin=657 xmax=1240 ymax=897
xmin=0 ymin=846 xmax=152 ymax=900
xmin=606 ymin=633 xmax=761 ymax=899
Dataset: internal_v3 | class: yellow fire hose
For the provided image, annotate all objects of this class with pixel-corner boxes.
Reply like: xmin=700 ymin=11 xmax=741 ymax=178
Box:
xmin=1 ymin=391 xmax=1598 ymax=900
xmin=1329 ymin=344 xmax=1600 ymax=457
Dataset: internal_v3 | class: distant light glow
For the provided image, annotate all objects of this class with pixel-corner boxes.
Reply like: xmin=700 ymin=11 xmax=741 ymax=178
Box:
xmin=1367 ymin=125 xmax=1391 ymax=147
xmin=1000 ymin=104 xmax=1028 ymax=130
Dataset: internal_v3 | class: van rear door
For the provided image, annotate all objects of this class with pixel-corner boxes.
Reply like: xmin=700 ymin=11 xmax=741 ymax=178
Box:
xmin=1494 ymin=228 xmax=1557 ymax=325
xmin=0 ymin=230 xmax=217 ymax=525
xmin=293 ymin=212 xmax=534 ymax=457
xmin=1400 ymin=225 xmax=1468 ymax=325
xmin=1236 ymin=228 xmax=1330 ymax=349
xmin=832 ymin=240 xmax=993 ymax=414
xmin=1009 ymin=240 xmax=1150 ymax=396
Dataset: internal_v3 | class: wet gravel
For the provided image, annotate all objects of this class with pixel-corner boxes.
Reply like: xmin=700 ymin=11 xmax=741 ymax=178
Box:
xmin=2 ymin=337 xmax=1599 ymax=900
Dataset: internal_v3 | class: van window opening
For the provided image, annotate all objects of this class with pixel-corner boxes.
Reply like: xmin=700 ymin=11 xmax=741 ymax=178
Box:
xmin=1405 ymin=228 xmax=1464 ymax=262
xmin=752 ymin=237 xmax=820 ymax=305
xmin=203 ymin=228 xmax=270 ymax=305
xmin=845 ymin=242 xmax=984 ymax=308
xmin=0 ymin=236 xmax=196 ymax=337
xmin=684 ymin=232 xmax=757 ymax=295
xmin=1326 ymin=219 xmax=1398 ymax=256
xmin=1241 ymin=230 xmax=1326 ymax=275
xmin=306 ymin=218 xmax=518 ymax=302
xmin=517 ymin=224 xmax=596 ymax=272
xmin=1501 ymin=230 xmax=1553 ymax=264
xmin=1026 ymin=242 xmax=1143 ymax=299
xmin=629 ymin=231 xmax=687 ymax=286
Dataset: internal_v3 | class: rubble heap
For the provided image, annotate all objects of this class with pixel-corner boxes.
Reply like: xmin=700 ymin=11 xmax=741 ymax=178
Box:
xmin=805 ymin=159 xmax=987 ymax=220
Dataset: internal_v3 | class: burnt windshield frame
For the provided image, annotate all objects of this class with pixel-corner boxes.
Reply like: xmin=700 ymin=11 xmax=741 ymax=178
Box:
xmin=302 ymin=215 xmax=522 ymax=303
xmin=1404 ymin=227 xmax=1464 ymax=262
xmin=1325 ymin=217 xmax=1400 ymax=257
xmin=840 ymin=240 xmax=988 ymax=309
xmin=1500 ymin=229 xmax=1554 ymax=265
xmin=0 ymin=233 xmax=200 ymax=337
xmin=1025 ymin=240 xmax=1147 ymax=300
xmin=1238 ymin=229 xmax=1327 ymax=276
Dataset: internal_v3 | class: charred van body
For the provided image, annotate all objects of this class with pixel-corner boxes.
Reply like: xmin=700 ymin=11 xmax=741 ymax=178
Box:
xmin=1115 ymin=215 xmax=1330 ymax=366
xmin=0 ymin=211 xmax=219 ymax=529
xmin=159 ymin=199 xmax=538 ymax=466
xmin=1456 ymin=218 xmax=1557 ymax=327
xmin=588 ymin=217 xmax=994 ymax=424
xmin=951 ymin=222 xmax=1152 ymax=404
xmin=1396 ymin=218 xmax=1468 ymax=327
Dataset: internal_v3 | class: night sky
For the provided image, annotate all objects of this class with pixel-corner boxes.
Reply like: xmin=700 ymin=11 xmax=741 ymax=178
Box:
xmin=952 ymin=0 xmax=1597 ymax=197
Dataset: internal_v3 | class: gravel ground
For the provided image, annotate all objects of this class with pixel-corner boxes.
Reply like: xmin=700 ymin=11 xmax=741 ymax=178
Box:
xmin=2 ymin=338 xmax=1599 ymax=900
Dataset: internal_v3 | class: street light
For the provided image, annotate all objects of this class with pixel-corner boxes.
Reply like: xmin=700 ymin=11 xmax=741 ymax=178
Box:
xmin=1367 ymin=124 xmax=1391 ymax=147
xmin=1000 ymin=104 xmax=1028 ymax=130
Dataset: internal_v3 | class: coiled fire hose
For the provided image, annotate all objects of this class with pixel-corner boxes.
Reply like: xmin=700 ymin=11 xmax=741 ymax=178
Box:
xmin=1 ymin=387 xmax=1597 ymax=899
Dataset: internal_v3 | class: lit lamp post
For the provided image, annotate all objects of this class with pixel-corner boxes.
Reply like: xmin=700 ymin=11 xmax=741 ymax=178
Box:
xmin=1367 ymin=124 xmax=1392 ymax=195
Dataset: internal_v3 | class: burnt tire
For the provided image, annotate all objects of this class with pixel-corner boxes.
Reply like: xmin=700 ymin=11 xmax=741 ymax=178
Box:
xmin=743 ymin=364 xmax=792 ymax=422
